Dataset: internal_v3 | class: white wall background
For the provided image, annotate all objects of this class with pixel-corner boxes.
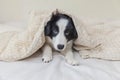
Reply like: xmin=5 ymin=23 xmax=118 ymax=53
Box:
xmin=0 ymin=0 xmax=120 ymax=22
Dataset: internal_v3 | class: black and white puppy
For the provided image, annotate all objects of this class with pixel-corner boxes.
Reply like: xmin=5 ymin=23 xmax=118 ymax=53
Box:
xmin=42 ymin=11 xmax=78 ymax=65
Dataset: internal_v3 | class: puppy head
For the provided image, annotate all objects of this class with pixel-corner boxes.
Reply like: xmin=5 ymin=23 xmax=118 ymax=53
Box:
xmin=45 ymin=12 xmax=78 ymax=51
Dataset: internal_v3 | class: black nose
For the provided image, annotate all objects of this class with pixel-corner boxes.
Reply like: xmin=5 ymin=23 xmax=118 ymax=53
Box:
xmin=57 ymin=44 xmax=64 ymax=50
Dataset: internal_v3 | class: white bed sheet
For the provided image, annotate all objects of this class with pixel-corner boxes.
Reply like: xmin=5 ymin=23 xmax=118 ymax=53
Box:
xmin=0 ymin=21 xmax=120 ymax=80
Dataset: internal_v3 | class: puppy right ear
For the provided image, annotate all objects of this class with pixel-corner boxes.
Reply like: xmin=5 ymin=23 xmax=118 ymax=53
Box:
xmin=44 ymin=21 xmax=51 ymax=36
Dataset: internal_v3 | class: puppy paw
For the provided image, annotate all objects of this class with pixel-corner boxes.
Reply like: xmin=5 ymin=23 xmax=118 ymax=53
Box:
xmin=67 ymin=59 xmax=79 ymax=66
xmin=42 ymin=56 xmax=52 ymax=63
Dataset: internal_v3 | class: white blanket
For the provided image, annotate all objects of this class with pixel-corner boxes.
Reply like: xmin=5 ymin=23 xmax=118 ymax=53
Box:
xmin=0 ymin=20 xmax=119 ymax=80
xmin=0 ymin=11 xmax=48 ymax=61
xmin=0 ymin=51 xmax=120 ymax=80
xmin=77 ymin=19 xmax=120 ymax=60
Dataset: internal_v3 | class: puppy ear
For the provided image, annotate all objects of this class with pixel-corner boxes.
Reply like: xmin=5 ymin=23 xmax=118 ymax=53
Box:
xmin=44 ymin=21 xmax=51 ymax=36
xmin=71 ymin=19 xmax=78 ymax=39
xmin=73 ymin=27 xmax=78 ymax=39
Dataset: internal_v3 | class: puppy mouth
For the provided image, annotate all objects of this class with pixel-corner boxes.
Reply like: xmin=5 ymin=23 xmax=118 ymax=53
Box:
xmin=56 ymin=48 xmax=65 ymax=52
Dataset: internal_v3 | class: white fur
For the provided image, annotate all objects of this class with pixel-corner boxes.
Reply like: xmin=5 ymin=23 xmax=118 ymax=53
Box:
xmin=42 ymin=44 xmax=52 ymax=63
xmin=53 ymin=18 xmax=68 ymax=51
xmin=62 ymin=41 xmax=79 ymax=65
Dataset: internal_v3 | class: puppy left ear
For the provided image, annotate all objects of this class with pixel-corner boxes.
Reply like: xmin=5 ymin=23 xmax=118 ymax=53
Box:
xmin=73 ymin=27 xmax=78 ymax=39
xmin=71 ymin=18 xmax=78 ymax=39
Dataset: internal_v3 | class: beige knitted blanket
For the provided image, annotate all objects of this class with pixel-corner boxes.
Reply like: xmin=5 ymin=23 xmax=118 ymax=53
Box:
xmin=0 ymin=9 xmax=120 ymax=61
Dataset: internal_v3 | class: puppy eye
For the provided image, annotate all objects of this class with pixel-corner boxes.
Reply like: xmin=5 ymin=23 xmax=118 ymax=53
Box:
xmin=65 ymin=32 xmax=70 ymax=35
xmin=53 ymin=29 xmax=58 ymax=34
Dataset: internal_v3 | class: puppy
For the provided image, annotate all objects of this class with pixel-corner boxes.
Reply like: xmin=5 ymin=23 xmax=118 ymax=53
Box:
xmin=42 ymin=11 xmax=78 ymax=65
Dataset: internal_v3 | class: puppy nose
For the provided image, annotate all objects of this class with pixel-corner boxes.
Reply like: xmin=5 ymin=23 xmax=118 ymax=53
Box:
xmin=57 ymin=44 xmax=64 ymax=50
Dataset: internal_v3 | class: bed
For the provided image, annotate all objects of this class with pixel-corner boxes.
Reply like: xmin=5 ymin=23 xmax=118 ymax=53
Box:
xmin=0 ymin=20 xmax=120 ymax=80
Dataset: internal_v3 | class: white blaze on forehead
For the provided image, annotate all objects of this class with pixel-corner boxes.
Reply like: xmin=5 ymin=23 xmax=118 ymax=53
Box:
xmin=53 ymin=18 xmax=69 ymax=51
xmin=56 ymin=18 xmax=68 ymax=30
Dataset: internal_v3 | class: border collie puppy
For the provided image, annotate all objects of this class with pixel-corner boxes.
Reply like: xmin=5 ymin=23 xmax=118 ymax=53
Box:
xmin=42 ymin=11 xmax=79 ymax=65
